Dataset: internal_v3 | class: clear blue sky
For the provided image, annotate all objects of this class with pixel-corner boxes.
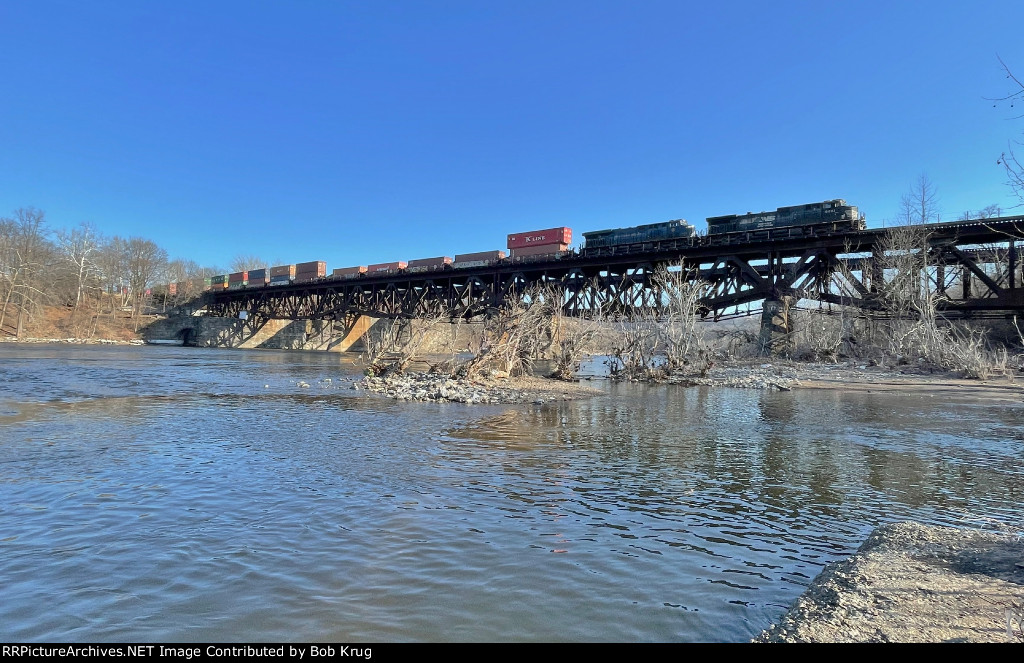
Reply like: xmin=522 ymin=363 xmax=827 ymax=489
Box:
xmin=2 ymin=1 xmax=1023 ymax=270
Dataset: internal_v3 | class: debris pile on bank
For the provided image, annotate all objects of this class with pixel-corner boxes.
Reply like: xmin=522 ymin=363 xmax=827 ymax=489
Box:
xmin=666 ymin=362 xmax=800 ymax=390
xmin=354 ymin=372 xmax=603 ymax=404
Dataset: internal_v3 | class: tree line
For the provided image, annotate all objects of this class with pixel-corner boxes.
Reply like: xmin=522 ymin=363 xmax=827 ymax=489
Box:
xmin=0 ymin=207 xmax=225 ymax=337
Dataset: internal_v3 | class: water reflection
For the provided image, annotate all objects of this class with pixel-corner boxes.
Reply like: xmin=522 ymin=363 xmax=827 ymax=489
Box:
xmin=0 ymin=345 xmax=1022 ymax=641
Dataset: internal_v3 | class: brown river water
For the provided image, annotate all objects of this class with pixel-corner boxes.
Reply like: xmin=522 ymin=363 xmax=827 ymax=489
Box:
xmin=1 ymin=345 xmax=1021 ymax=642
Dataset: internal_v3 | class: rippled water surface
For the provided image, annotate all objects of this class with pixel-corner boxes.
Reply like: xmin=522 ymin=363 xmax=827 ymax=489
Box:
xmin=1 ymin=344 xmax=1022 ymax=642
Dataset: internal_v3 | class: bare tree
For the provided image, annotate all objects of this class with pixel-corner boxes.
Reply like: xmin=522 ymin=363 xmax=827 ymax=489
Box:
xmin=229 ymin=254 xmax=268 ymax=273
xmin=458 ymin=290 xmax=556 ymax=379
xmin=95 ymin=236 xmax=130 ymax=318
xmin=123 ymin=237 xmax=168 ymax=330
xmin=654 ymin=264 xmax=713 ymax=375
xmin=874 ymin=221 xmax=1012 ymax=378
xmin=993 ymin=56 xmax=1024 ymax=203
xmin=897 ymin=174 xmax=940 ymax=226
xmin=543 ymin=284 xmax=600 ymax=380
xmin=0 ymin=208 xmax=52 ymax=337
xmin=55 ymin=222 xmax=103 ymax=313
xmin=608 ymin=312 xmax=662 ymax=380
xmin=958 ymin=204 xmax=1003 ymax=221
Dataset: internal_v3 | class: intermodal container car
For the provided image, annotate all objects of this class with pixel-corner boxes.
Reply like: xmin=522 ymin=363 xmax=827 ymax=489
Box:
xmin=455 ymin=250 xmax=506 ymax=263
xmin=367 ymin=261 xmax=408 ymax=274
xmin=332 ymin=266 xmax=368 ymax=279
xmin=406 ymin=256 xmax=452 ymax=273
xmin=510 ymin=243 xmax=569 ymax=258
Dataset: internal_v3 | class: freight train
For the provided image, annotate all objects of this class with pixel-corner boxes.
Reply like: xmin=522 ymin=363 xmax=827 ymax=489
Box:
xmin=154 ymin=199 xmax=864 ymax=298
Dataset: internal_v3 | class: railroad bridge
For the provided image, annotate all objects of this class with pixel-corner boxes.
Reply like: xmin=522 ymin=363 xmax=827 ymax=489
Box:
xmin=195 ymin=215 xmax=1024 ymax=349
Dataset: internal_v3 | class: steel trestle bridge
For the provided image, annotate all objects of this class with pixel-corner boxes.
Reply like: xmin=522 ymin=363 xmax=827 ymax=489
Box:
xmin=203 ymin=216 xmax=1024 ymax=329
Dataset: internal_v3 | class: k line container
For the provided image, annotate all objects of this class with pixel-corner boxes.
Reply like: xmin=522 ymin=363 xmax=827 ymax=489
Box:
xmin=507 ymin=227 xmax=572 ymax=250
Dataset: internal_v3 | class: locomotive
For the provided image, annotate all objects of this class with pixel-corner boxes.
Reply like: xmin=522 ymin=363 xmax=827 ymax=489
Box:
xmin=705 ymin=199 xmax=864 ymax=241
xmin=581 ymin=219 xmax=696 ymax=254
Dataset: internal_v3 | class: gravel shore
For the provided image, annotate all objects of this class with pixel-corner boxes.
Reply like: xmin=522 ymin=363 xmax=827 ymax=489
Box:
xmin=755 ymin=522 xmax=1024 ymax=643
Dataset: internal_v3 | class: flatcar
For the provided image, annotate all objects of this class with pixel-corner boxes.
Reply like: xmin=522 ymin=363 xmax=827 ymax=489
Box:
xmin=582 ymin=219 xmax=696 ymax=254
xmin=705 ymin=199 xmax=864 ymax=241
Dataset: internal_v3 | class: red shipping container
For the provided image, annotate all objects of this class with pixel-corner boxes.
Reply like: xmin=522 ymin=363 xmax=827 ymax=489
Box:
xmin=367 ymin=261 xmax=408 ymax=273
xmin=507 ymin=227 xmax=571 ymax=250
xmin=511 ymin=243 xmax=568 ymax=258
xmin=228 ymin=271 xmax=248 ymax=283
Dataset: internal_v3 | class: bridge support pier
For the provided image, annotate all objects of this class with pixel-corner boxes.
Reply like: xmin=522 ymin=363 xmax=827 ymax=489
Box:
xmin=758 ymin=295 xmax=795 ymax=356
xmin=328 ymin=314 xmax=378 ymax=353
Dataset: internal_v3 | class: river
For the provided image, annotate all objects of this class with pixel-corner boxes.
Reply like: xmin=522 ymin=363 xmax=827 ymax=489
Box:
xmin=1 ymin=344 xmax=1021 ymax=642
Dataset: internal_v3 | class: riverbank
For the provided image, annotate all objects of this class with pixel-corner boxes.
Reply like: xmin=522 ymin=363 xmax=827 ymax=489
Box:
xmin=755 ymin=521 xmax=1024 ymax=643
xmin=0 ymin=336 xmax=145 ymax=345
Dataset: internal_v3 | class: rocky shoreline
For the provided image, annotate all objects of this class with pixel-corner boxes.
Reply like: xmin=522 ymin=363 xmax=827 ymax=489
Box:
xmin=350 ymin=359 xmax=1024 ymax=404
xmin=354 ymin=372 xmax=605 ymax=404
xmin=755 ymin=522 xmax=1024 ymax=643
